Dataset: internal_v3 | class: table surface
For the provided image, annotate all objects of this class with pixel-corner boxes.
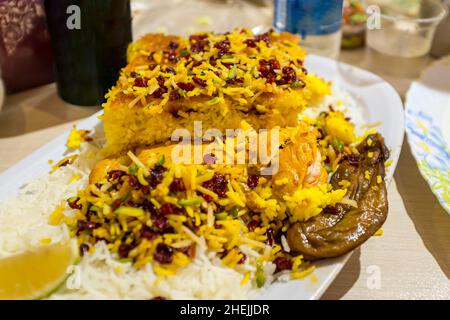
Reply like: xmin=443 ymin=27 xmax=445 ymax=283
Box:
xmin=0 ymin=46 xmax=449 ymax=299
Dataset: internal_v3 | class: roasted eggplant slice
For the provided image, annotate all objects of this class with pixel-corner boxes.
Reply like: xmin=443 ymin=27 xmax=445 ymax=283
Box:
xmin=287 ymin=134 xmax=389 ymax=259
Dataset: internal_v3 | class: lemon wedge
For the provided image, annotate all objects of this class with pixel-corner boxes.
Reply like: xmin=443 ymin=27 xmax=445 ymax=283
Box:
xmin=0 ymin=240 xmax=79 ymax=300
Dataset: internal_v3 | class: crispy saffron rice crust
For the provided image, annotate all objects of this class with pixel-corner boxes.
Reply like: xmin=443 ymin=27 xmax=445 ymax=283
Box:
xmin=102 ymin=29 xmax=331 ymax=154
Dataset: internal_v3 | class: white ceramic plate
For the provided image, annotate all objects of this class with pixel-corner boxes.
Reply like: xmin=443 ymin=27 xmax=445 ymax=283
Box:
xmin=0 ymin=55 xmax=404 ymax=299
xmin=405 ymin=55 xmax=450 ymax=214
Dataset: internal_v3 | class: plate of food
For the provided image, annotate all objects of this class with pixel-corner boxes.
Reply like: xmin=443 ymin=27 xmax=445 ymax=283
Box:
xmin=0 ymin=29 xmax=403 ymax=300
xmin=405 ymin=55 xmax=450 ymax=214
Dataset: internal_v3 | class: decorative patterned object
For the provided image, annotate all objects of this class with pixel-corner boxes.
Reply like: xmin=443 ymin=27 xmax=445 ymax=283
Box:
xmin=405 ymin=55 xmax=450 ymax=213
xmin=0 ymin=0 xmax=42 ymax=55
xmin=0 ymin=0 xmax=53 ymax=93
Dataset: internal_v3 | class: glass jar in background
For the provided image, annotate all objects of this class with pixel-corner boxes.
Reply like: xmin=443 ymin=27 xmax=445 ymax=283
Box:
xmin=44 ymin=0 xmax=132 ymax=106
xmin=273 ymin=0 xmax=343 ymax=59
xmin=431 ymin=0 xmax=450 ymax=57
xmin=341 ymin=0 xmax=367 ymax=49
xmin=364 ymin=0 xmax=447 ymax=58
xmin=132 ymin=0 xmax=273 ymax=38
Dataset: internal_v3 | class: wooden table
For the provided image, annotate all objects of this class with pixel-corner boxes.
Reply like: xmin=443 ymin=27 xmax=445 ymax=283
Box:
xmin=0 ymin=47 xmax=449 ymax=300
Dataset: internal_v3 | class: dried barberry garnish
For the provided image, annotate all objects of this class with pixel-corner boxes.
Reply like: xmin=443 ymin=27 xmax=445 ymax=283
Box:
xmin=244 ymin=39 xmax=256 ymax=48
xmin=141 ymin=185 xmax=151 ymax=195
xmin=276 ymin=66 xmax=298 ymax=85
xmin=168 ymin=41 xmax=179 ymax=50
xmin=169 ymin=178 xmax=186 ymax=193
xmin=79 ymin=243 xmax=90 ymax=256
xmin=127 ymin=175 xmax=141 ymax=190
xmin=118 ymin=243 xmax=134 ymax=259
xmin=76 ymin=220 xmax=100 ymax=235
xmin=153 ymin=243 xmax=174 ymax=264
xmin=258 ymin=59 xmax=279 ymax=83
xmin=226 ymin=77 xmax=244 ymax=85
xmin=68 ymin=197 xmax=82 ymax=210
xmin=141 ymin=227 xmax=157 ymax=240
xmin=274 ymin=257 xmax=293 ymax=273
xmin=178 ymin=244 xmax=196 ymax=258
xmin=112 ymin=199 xmax=122 ymax=210
xmin=189 ymin=34 xmax=208 ymax=42
xmin=238 ymin=253 xmax=247 ymax=264
xmin=148 ymin=165 xmax=166 ymax=188
xmin=151 ymin=214 xmax=169 ymax=230
xmin=156 ymin=75 xmax=166 ymax=88
xmin=214 ymin=38 xmax=230 ymax=51
xmin=177 ymin=82 xmax=195 ymax=91
xmin=270 ymin=59 xmax=280 ymax=70
xmin=202 ymin=173 xmax=228 ymax=198
xmin=151 ymin=76 xmax=168 ymax=99
xmin=190 ymin=40 xmax=207 ymax=53
xmin=108 ymin=170 xmax=126 ymax=181
xmin=247 ymin=219 xmax=260 ymax=232
xmin=247 ymin=174 xmax=259 ymax=189
xmin=167 ymin=51 xmax=177 ymax=62
xmin=142 ymin=199 xmax=158 ymax=215
xmin=134 ymin=77 xmax=148 ymax=87
xmin=159 ymin=203 xmax=174 ymax=216
xmin=165 ymin=66 xmax=176 ymax=74
xmin=192 ymin=60 xmax=202 ymax=68
xmin=192 ymin=76 xmax=207 ymax=87
xmin=265 ymin=228 xmax=275 ymax=246
xmin=199 ymin=192 xmax=213 ymax=202
xmin=169 ymin=90 xmax=181 ymax=101
xmin=254 ymin=32 xmax=272 ymax=46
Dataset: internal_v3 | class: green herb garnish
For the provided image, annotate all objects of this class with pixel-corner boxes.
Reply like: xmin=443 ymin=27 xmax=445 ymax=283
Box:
xmin=229 ymin=206 xmax=240 ymax=218
xmin=179 ymin=197 xmax=202 ymax=207
xmin=179 ymin=48 xmax=189 ymax=57
xmin=332 ymin=138 xmax=344 ymax=153
xmin=255 ymin=263 xmax=265 ymax=288
xmin=206 ymin=97 xmax=221 ymax=105
xmin=220 ymin=54 xmax=234 ymax=60
xmin=89 ymin=205 xmax=100 ymax=212
xmin=228 ymin=64 xmax=237 ymax=80
xmin=156 ymin=154 xmax=165 ymax=166
xmin=115 ymin=206 xmax=144 ymax=217
xmin=129 ymin=164 xmax=138 ymax=174
xmin=291 ymin=81 xmax=304 ymax=88
xmin=215 ymin=212 xmax=228 ymax=220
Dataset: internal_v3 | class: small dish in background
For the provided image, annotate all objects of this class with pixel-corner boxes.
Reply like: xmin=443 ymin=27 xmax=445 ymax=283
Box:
xmin=342 ymin=0 xmax=367 ymax=49
xmin=405 ymin=55 xmax=450 ymax=213
xmin=364 ymin=0 xmax=448 ymax=58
